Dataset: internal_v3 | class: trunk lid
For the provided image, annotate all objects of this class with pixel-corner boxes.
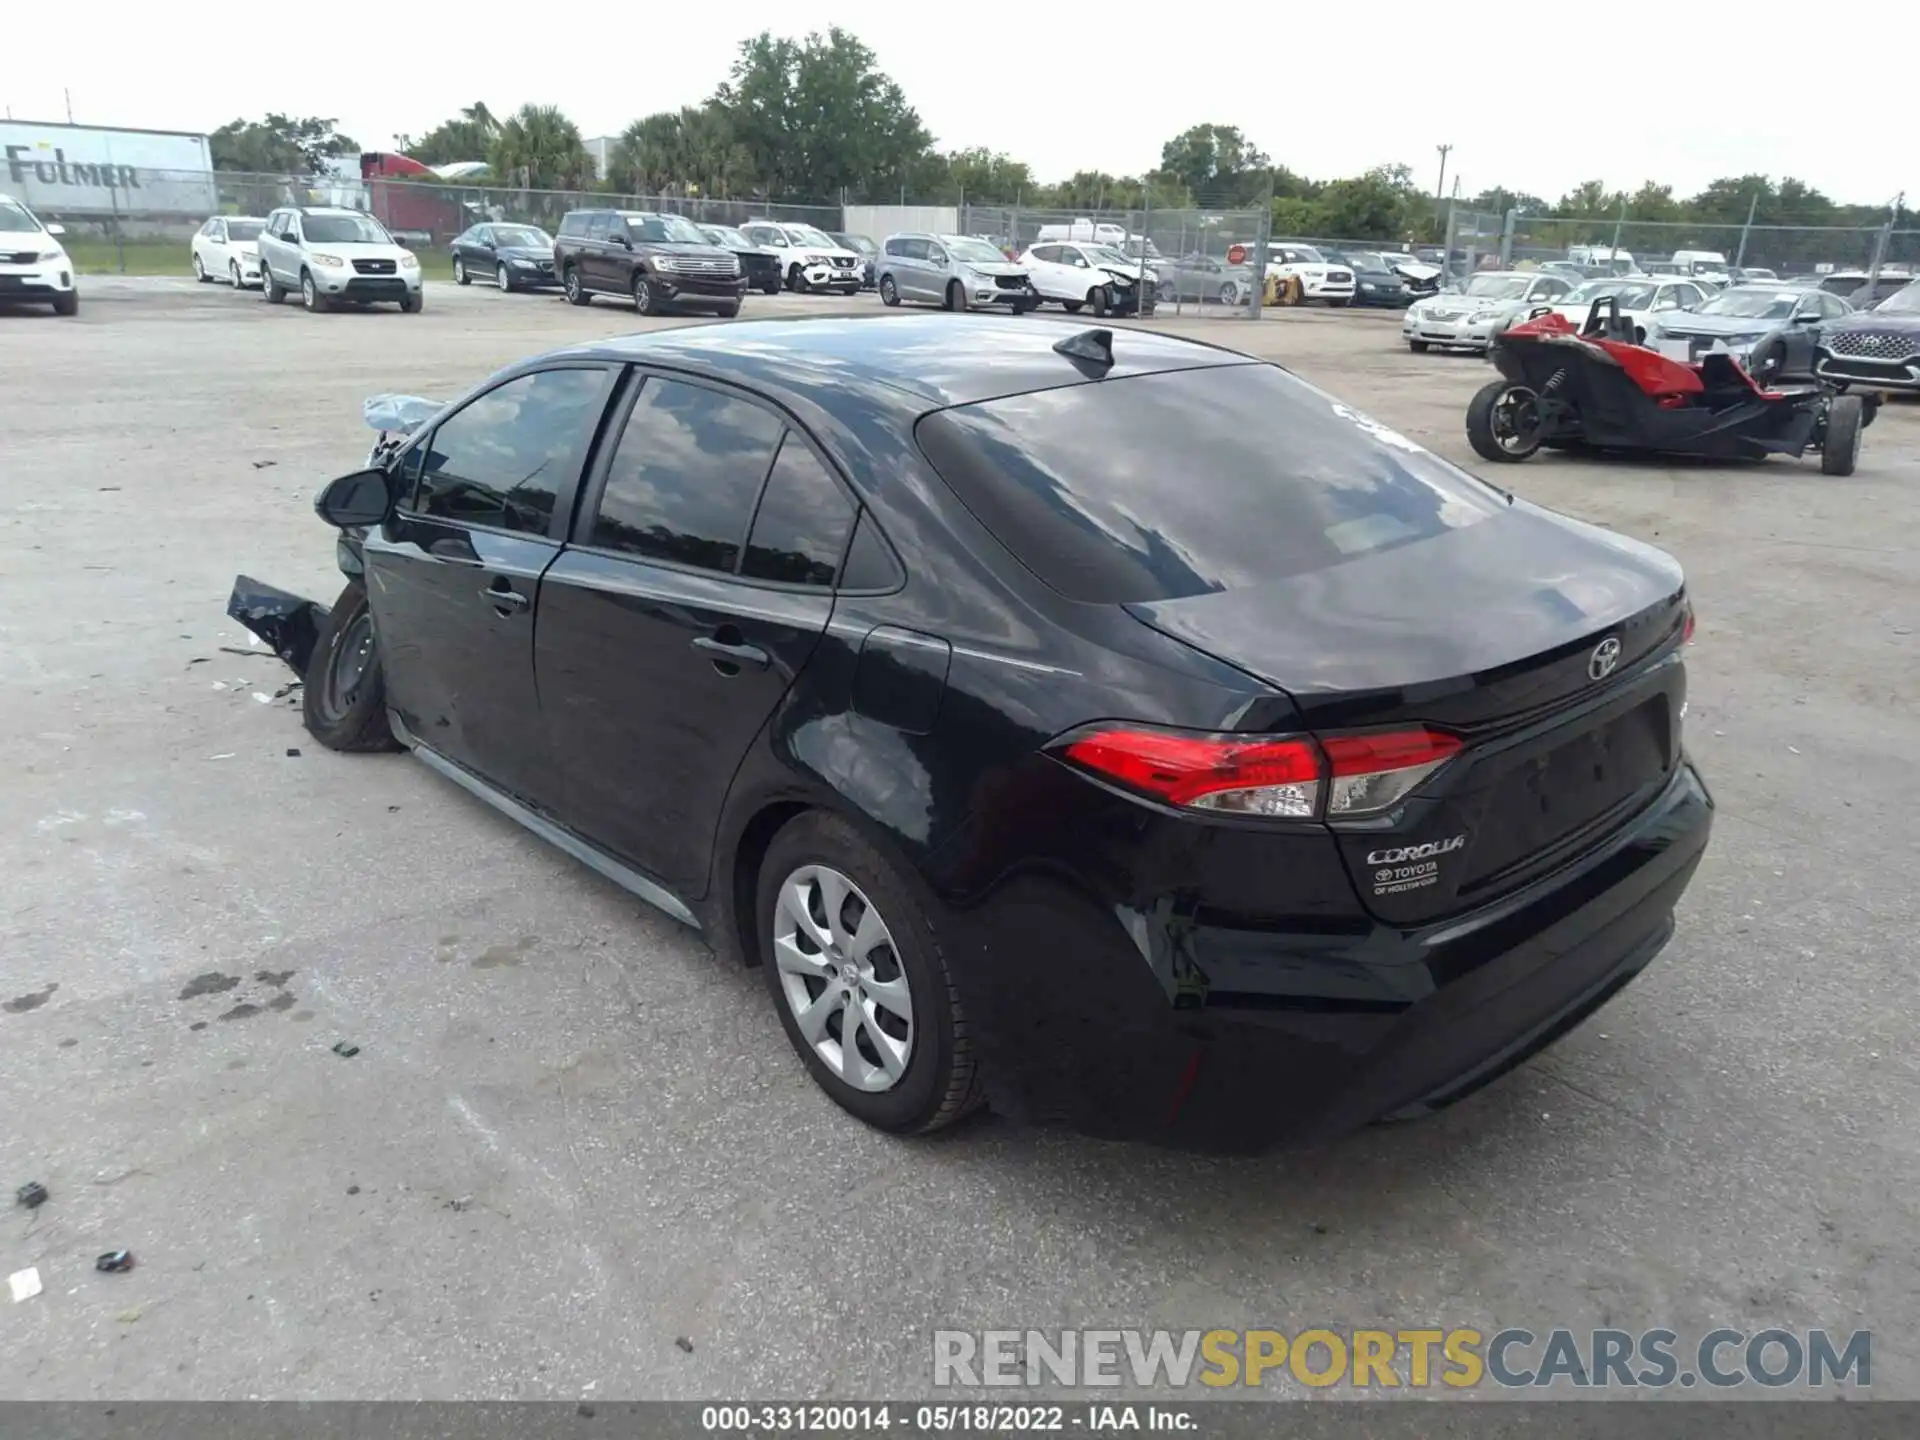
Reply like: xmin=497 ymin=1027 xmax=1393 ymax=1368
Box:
xmin=1126 ymin=505 xmax=1689 ymax=923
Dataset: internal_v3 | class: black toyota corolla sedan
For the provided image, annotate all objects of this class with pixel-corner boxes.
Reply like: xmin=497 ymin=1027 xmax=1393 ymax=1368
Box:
xmin=292 ymin=314 xmax=1712 ymax=1152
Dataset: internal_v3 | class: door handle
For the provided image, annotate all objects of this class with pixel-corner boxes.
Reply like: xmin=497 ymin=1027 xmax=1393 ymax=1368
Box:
xmin=483 ymin=582 xmax=530 ymax=613
xmin=692 ymin=635 xmax=769 ymax=671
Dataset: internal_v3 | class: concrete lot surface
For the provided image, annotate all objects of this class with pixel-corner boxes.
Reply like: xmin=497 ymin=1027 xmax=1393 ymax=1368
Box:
xmin=2 ymin=280 xmax=1916 ymax=1399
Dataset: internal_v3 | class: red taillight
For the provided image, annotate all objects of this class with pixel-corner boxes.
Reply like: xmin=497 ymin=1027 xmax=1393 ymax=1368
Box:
xmin=1055 ymin=725 xmax=1460 ymax=819
xmin=1060 ymin=729 xmax=1322 ymax=816
xmin=1321 ymin=729 xmax=1462 ymax=816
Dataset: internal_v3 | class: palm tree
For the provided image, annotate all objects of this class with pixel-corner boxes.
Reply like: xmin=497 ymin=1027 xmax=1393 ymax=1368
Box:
xmin=489 ymin=104 xmax=593 ymax=192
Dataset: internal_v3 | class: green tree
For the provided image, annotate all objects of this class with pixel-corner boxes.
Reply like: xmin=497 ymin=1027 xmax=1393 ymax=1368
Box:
xmin=1155 ymin=123 xmax=1271 ymax=205
xmin=488 ymin=104 xmax=594 ymax=191
xmin=1469 ymin=186 xmax=1549 ymax=217
xmin=209 ymin=114 xmax=359 ymax=173
xmin=714 ymin=29 xmax=932 ymax=202
xmin=394 ymin=103 xmax=500 ymax=167
xmin=608 ymin=105 xmax=756 ymax=197
xmin=1309 ymin=164 xmax=1421 ymax=239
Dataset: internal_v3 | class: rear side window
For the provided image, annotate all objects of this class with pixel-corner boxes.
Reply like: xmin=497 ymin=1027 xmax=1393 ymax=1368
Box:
xmin=412 ymin=368 xmax=608 ymax=535
xmin=585 ymin=213 xmax=612 ymax=241
xmin=590 ymin=379 xmax=785 ymax=573
xmin=915 ymin=364 xmax=1508 ymax=604
xmin=741 ymin=437 xmax=856 ymax=587
xmin=558 ymin=212 xmax=587 ymax=238
xmin=884 ymin=237 xmax=909 ymax=257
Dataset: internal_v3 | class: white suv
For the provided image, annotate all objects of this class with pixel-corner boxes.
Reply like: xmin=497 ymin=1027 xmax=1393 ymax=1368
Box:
xmin=1265 ymin=243 xmax=1358 ymax=305
xmin=0 ymin=195 xmax=79 ymax=315
xmin=741 ymin=220 xmax=863 ymax=293
xmin=257 ymin=206 xmax=424 ymax=313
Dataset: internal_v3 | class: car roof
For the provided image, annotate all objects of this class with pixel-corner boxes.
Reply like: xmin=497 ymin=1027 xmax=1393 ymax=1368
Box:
xmin=293 ymin=206 xmax=366 ymax=216
xmin=542 ymin=313 xmax=1254 ymax=412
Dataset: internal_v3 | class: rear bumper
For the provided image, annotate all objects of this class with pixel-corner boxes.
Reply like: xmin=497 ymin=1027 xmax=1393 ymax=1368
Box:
xmin=942 ymin=760 xmax=1713 ymax=1152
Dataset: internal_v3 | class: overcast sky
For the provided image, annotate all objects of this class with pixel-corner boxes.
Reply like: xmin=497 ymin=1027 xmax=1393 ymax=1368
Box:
xmin=7 ymin=3 xmax=1916 ymax=207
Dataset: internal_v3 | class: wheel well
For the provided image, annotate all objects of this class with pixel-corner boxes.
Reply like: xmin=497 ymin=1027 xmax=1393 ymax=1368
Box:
xmin=728 ymin=801 xmax=812 ymax=968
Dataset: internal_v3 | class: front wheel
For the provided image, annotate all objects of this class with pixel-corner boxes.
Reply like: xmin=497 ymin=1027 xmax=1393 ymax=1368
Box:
xmin=302 ymin=579 xmax=400 ymax=753
xmin=193 ymin=255 xmax=209 ymax=283
xmin=632 ymin=273 xmax=660 ymax=316
xmin=715 ymin=300 xmax=741 ymax=319
xmin=453 ymin=256 xmax=469 ymax=285
xmin=52 ymin=289 xmax=79 ymax=317
xmin=230 ymin=261 xmax=244 ymax=288
xmin=1821 ymin=395 xmax=1864 ymax=476
xmin=1090 ymin=286 xmax=1111 ymax=317
xmin=262 ymin=266 xmax=285 ymax=304
xmin=496 ymin=263 xmax=512 ymax=292
xmin=946 ymin=280 xmax=967 ymax=312
xmin=757 ymin=811 xmax=981 ymax=1136
xmin=1061 ymin=300 xmax=1083 ymax=314
xmin=788 ymin=265 xmax=811 ymax=294
xmin=563 ymin=267 xmax=591 ymax=306
xmin=879 ymin=274 xmax=900 ymax=307
xmin=301 ymin=271 xmax=328 ymax=313
xmin=400 ymin=289 xmax=423 ymax=314
xmin=1409 ymin=340 xmax=1430 ymax=353
xmin=1466 ymin=380 xmax=1546 ymax=463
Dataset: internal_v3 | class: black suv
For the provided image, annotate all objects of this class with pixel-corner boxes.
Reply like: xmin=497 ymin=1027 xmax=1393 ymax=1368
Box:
xmin=554 ymin=209 xmax=748 ymax=316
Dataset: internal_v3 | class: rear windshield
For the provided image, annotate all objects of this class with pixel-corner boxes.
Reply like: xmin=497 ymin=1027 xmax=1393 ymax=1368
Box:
xmin=915 ymin=364 xmax=1507 ymax=604
xmin=227 ymin=219 xmax=265 ymax=241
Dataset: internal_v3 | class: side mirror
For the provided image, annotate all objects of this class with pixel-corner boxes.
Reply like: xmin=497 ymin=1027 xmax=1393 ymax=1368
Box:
xmin=315 ymin=468 xmax=394 ymax=529
xmin=615 ymin=234 xmax=633 ymax=248
xmin=46 ymin=222 xmax=65 ymax=236
xmin=1792 ymin=311 xmax=1819 ymax=324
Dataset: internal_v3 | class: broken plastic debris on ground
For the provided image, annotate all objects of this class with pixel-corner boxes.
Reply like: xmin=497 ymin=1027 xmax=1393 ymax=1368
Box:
xmin=8 ymin=1268 xmax=42 ymax=1303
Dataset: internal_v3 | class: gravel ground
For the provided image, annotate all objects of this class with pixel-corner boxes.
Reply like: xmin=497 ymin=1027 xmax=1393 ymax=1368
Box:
xmin=2 ymin=279 xmax=1916 ymax=1401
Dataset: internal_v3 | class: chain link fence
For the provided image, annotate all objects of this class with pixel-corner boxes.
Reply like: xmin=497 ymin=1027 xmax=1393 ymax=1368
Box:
xmin=2 ymin=165 xmax=842 ymax=264
xmin=959 ymin=203 xmax=1271 ymax=318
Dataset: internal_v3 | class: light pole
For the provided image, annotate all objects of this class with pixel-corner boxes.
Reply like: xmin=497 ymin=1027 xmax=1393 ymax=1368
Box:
xmin=1434 ymin=144 xmax=1452 ymax=205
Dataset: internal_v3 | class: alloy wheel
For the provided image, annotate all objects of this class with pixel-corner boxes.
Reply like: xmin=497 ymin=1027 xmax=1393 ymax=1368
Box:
xmin=230 ymin=262 xmax=242 ymax=288
xmin=771 ymin=864 xmax=913 ymax=1093
xmin=1493 ymin=387 xmax=1544 ymax=453
xmin=453 ymin=256 xmax=466 ymax=284
xmin=497 ymin=263 xmax=511 ymax=292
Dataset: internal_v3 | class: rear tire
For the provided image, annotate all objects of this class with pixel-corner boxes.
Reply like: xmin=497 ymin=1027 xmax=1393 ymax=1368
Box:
xmin=756 ymin=811 xmax=982 ymax=1136
xmin=1821 ymin=395 xmax=1864 ymax=476
xmin=52 ymin=289 xmax=79 ymax=317
xmin=302 ymin=580 xmax=400 ymax=753
xmin=1466 ymin=379 xmax=1545 ymax=463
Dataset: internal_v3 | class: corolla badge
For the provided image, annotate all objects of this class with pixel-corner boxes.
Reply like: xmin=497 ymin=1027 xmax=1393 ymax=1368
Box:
xmin=1588 ymin=636 xmax=1623 ymax=681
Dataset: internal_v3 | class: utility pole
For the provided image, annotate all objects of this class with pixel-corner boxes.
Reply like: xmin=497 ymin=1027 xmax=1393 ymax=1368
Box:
xmin=1608 ymin=191 xmax=1628 ymax=265
xmin=1733 ymin=191 xmax=1759 ymax=269
xmin=65 ymin=89 xmax=74 ymax=123
xmin=1434 ymin=143 xmax=1452 ymax=234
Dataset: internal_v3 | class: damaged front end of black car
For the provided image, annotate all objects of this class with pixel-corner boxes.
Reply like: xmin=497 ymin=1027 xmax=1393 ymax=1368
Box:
xmin=227 ymin=394 xmax=442 ymax=753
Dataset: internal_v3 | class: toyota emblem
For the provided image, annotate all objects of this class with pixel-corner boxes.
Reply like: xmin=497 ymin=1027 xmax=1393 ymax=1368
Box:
xmin=1588 ymin=637 xmax=1622 ymax=681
